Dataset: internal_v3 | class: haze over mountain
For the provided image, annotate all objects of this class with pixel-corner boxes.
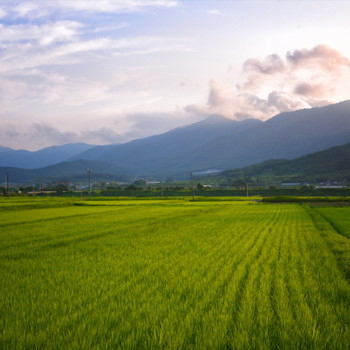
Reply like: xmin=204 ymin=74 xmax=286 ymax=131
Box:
xmin=69 ymin=101 xmax=350 ymax=175
xmin=0 ymin=143 xmax=95 ymax=169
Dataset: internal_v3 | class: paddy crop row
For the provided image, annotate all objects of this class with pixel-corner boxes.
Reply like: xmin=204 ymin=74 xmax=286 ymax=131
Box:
xmin=315 ymin=206 xmax=350 ymax=239
xmin=1 ymin=200 xmax=350 ymax=349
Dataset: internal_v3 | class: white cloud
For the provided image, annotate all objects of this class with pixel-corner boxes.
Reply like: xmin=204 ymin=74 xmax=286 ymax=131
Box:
xmin=0 ymin=107 xmax=200 ymax=151
xmin=0 ymin=12 xmax=181 ymax=95
xmin=185 ymin=45 xmax=350 ymax=121
xmin=0 ymin=7 xmax=7 ymax=18
xmin=51 ymin=36 xmax=179 ymax=57
xmin=5 ymin=0 xmax=178 ymax=19
xmin=0 ymin=31 xmax=190 ymax=76
xmin=0 ymin=21 xmax=82 ymax=45
xmin=58 ymin=0 xmax=179 ymax=13
xmin=0 ymin=122 xmax=128 ymax=150
xmin=0 ymin=69 xmax=112 ymax=113
xmin=206 ymin=9 xmax=220 ymax=15
xmin=185 ymin=80 xmax=281 ymax=121
xmin=13 ymin=2 xmax=44 ymax=18
xmin=112 ymin=42 xmax=192 ymax=56
xmin=93 ymin=22 xmax=130 ymax=33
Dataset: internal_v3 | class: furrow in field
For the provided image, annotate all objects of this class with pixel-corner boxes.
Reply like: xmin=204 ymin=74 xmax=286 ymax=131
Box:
xmin=0 ymin=206 xmax=202 ymax=259
xmin=0 ymin=206 xmax=122 ymax=230
xmin=58 ymin=206 xmax=276 ymax=348
xmin=159 ymin=206 xmax=283 ymax=348
xmin=220 ymin=206 xmax=283 ymax=349
xmin=276 ymin=206 xmax=350 ymax=349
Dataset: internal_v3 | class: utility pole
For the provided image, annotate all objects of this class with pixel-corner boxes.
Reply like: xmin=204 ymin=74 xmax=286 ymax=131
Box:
xmin=245 ymin=181 xmax=249 ymax=197
xmin=87 ymin=168 xmax=92 ymax=198
xmin=7 ymin=172 xmax=9 ymax=199
xmin=190 ymin=172 xmax=195 ymax=201
xmin=161 ymin=184 xmax=163 ymax=198
xmin=33 ymin=185 xmax=35 ymax=197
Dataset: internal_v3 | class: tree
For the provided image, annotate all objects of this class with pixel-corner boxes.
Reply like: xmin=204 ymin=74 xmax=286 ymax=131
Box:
xmin=56 ymin=184 xmax=69 ymax=194
xmin=197 ymin=183 xmax=204 ymax=190
xmin=231 ymin=178 xmax=249 ymax=196
xmin=231 ymin=178 xmax=246 ymax=189
xmin=126 ymin=184 xmax=137 ymax=191
xmin=134 ymin=179 xmax=146 ymax=186
xmin=107 ymin=181 xmax=119 ymax=190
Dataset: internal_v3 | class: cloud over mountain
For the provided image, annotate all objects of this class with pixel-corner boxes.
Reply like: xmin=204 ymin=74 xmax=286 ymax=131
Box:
xmin=1 ymin=0 xmax=350 ymax=152
xmin=1 ymin=122 xmax=127 ymax=151
xmin=187 ymin=45 xmax=350 ymax=121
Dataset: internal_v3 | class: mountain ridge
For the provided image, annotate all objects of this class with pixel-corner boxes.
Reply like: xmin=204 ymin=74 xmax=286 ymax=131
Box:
xmin=0 ymin=142 xmax=96 ymax=169
xmin=69 ymin=115 xmax=263 ymax=174
xmin=178 ymin=100 xmax=350 ymax=173
xmin=219 ymin=140 xmax=350 ymax=183
xmin=0 ymin=159 xmax=129 ymax=183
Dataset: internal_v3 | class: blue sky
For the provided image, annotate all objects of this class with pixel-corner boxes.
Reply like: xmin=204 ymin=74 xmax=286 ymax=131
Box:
xmin=1 ymin=0 xmax=350 ymax=150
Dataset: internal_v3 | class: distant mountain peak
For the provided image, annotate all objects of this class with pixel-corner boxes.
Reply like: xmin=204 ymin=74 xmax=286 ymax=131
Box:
xmin=204 ymin=114 xmax=231 ymax=123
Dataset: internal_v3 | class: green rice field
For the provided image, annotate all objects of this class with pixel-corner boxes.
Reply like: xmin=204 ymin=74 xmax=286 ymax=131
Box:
xmin=315 ymin=206 xmax=350 ymax=239
xmin=1 ymin=198 xmax=350 ymax=349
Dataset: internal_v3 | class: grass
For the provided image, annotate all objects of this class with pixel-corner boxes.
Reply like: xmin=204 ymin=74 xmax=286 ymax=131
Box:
xmin=1 ymin=198 xmax=350 ymax=349
xmin=262 ymin=196 xmax=350 ymax=202
xmin=0 ymin=197 xmax=77 ymax=211
xmin=314 ymin=206 xmax=350 ymax=239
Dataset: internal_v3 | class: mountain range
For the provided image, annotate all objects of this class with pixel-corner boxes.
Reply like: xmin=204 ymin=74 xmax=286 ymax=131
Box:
xmin=0 ymin=160 xmax=129 ymax=184
xmin=0 ymin=142 xmax=96 ymax=169
xmin=69 ymin=100 xmax=350 ymax=175
xmin=1 ymin=100 xmax=350 ymax=180
xmin=67 ymin=115 xmax=262 ymax=175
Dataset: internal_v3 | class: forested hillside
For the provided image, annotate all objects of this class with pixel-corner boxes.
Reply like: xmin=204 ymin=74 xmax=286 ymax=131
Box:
xmin=220 ymin=142 xmax=350 ymax=183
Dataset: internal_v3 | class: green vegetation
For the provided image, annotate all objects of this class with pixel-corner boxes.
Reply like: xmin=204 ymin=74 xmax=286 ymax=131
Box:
xmin=1 ymin=198 xmax=350 ymax=349
xmin=133 ymin=179 xmax=146 ymax=186
xmin=262 ymin=196 xmax=350 ymax=203
xmin=98 ymin=188 xmax=350 ymax=198
xmin=219 ymin=141 xmax=350 ymax=184
xmin=315 ymin=207 xmax=350 ymax=239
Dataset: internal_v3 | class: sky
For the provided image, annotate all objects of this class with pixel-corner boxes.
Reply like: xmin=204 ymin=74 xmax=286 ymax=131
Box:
xmin=1 ymin=0 xmax=350 ymax=151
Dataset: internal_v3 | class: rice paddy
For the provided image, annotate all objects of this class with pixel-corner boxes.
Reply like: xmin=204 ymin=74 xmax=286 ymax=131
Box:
xmin=1 ymin=198 xmax=350 ymax=349
xmin=315 ymin=206 xmax=350 ymax=239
